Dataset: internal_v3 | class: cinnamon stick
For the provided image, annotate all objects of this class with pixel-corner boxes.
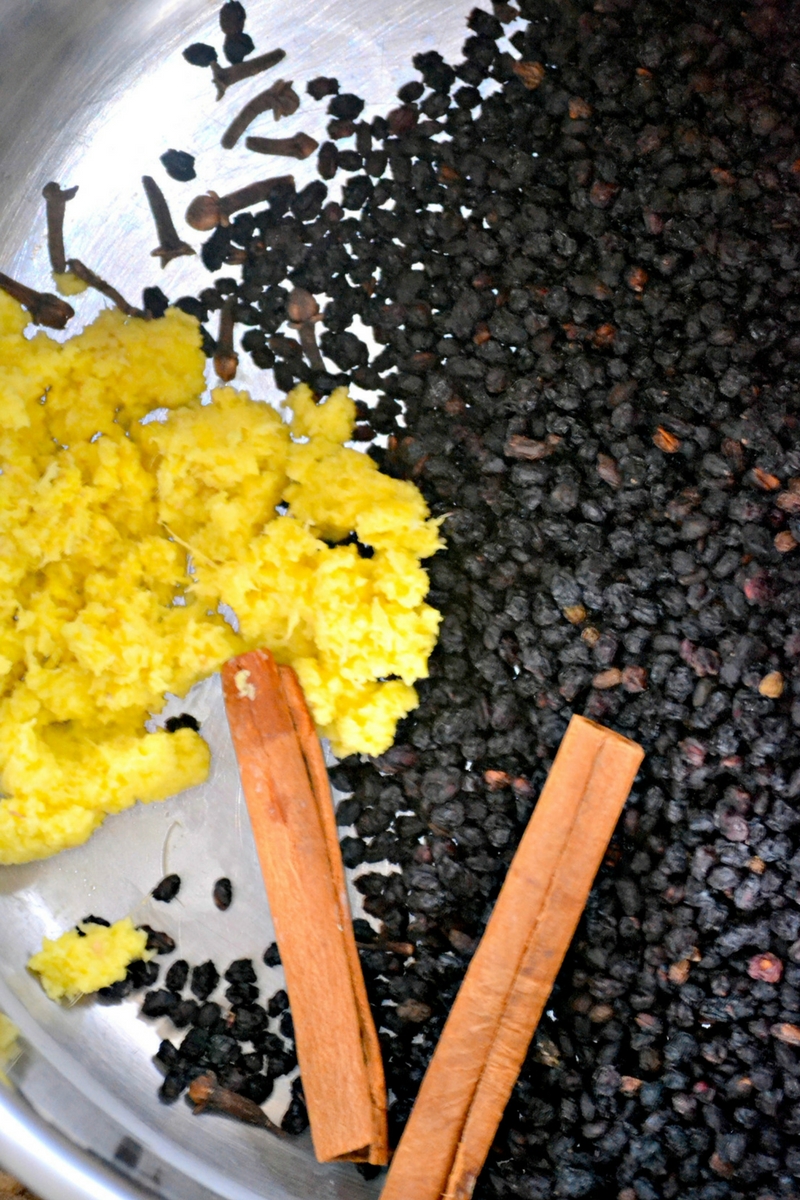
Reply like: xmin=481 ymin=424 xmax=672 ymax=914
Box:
xmin=380 ymin=714 xmax=644 ymax=1200
xmin=222 ymin=650 xmax=388 ymax=1165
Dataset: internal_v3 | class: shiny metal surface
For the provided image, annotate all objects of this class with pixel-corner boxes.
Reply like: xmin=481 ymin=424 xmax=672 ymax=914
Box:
xmin=0 ymin=1 xmax=474 ymax=1197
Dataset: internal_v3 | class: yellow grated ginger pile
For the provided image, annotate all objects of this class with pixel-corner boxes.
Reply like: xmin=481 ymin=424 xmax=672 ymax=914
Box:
xmin=0 ymin=294 xmax=442 ymax=864
xmin=27 ymin=918 xmax=150 ymax=1002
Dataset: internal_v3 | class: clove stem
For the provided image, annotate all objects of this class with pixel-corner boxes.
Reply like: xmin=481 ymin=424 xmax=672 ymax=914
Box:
xmin=297 ymin=322 xmax=325 ymax=371
xmin=214 ymin=296 xmax=239 ymax=382
xmin=212 ymin=48 xmax=286 ymax=100
xmin=66 ymin=259 xmax=144 ymax=318
xmin=185 ymin=176 xmax=294 ymax=231
xmin=142 ymin=176 xmax=195 ymax=268
xmin=287 ymin=288 xmax=325 ymax=371
xmin=42 ymin=182 xmax=78 ymax=274
xmin=221 ymin=81 xmax=299 ymax=150
xmin=245 ymin=133 xmax=318 ymax=160
xmin=188 ymin=1073 xmax=286 ymax=1137
xmin=0 ymin=270 xmax=74 ymax=329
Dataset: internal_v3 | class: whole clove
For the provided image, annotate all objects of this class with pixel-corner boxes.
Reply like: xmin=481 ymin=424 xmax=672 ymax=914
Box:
xmin=185 ymin=176 xmax=294 ymax=231
xmin=221 ymin=80 xmax=299 ymax=149
xmin=188 ymin=1072 xmax=286 ymax=1136
xmin=244 ymin=133 xmax=318 ymax=160
xmin=214 ymin=296 xmax=238 ymax=382
xmin=41 ymin=181 xmax=78 ymax=274
xmin=66 ymin=259 xmax=143 ymax=318
xmin=211 ymin=48 xmax=286 ymax=100
xmin=0 ymin=271 xmax=74 ymax=329
xmin=142 ymin=176 xmax=194 ymax=267
xmin=287 ymin=288 xmax=324 ymax=371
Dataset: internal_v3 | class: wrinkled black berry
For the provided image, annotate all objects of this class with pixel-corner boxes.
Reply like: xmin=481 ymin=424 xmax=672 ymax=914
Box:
xmin=141 ymin=990 xmax=178 ymax=1019
xmin=307 ymin=76 xmax=339 ymax=100
xmin=140 ymin=926 xmax=175 ymax=956
xmin=213 ymin=877 xmax=233 ymax=911
xmin=182 ymin=43 xmax=217 ymax=68
xmin=159 ymin=1071 xmax=187 ymax=1103
xmin=165 ymin=959 xmax=189 ymax=992
xmin=224 ymin=958 xmax=257 ymax=985
xmin=128 ymin=959 xmax=159 ymax=990
xmin=194 ymin=1001 xmax=222 ymax=1029
xmin=219 ymin=1 xmax=246 ymax=35
xmin=281 ymin=1096 xmax=309 ymax=1135
xmin=230 ymin=1005 xmax=267 ymax=1041
xmin=152 ymin=874 xmax=181 ymax=903
xmin=263 ymin=942 xmax=281 ymax=967
xmin=223 ymin=31 xmax=254 ymax=64
xmin=267 ymin=989 xmax=289 ymax=1017
xmin=190 ymin=961 xmax=219 ymax=1001
xmin=164 ymin=712 xmax=200 ymax=733
xmin=142 ymin=286 xmax=169 ymax=319
xmin=239 ymin=1074 xmax=273 ymax=1105
xmin=328 ymin=93 xmax=364 ymax=120
xmin=159 ymin=149 xmax=196 ymax=183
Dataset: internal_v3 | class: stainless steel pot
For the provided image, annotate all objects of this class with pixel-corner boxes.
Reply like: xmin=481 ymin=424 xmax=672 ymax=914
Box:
xmin=0 ymin=2 xmax=473 ymax=1196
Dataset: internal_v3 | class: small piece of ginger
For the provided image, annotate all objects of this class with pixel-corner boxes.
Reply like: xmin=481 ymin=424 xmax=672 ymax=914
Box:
xmin=0 ymin=1012 xmax=19 ymax=1084
xmin=27 ymin=917 xmax=151 ymax=1002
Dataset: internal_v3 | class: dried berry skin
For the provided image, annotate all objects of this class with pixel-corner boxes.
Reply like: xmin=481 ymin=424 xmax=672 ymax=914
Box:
xmin=213 ymin=877 xmax=233 ymax=910
xmin=159 ymin=150 xmax=196 ymax=183
xmin=152 ymin=873 xmax=181 ymax=903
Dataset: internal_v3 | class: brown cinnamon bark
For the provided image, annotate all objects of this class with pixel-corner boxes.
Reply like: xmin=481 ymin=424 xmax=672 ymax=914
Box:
xmin=380 ymin=714 xmax=644 ymax=1200
xmin=222 ymin=650 xmax=388 ymax=1165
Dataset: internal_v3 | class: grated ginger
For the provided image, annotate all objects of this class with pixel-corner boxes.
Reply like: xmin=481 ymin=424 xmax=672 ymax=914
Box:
xmin=27 ymin=918 xmax=150 ymax=1002
xmin=0 ymin=294 xmax=443 ymax=864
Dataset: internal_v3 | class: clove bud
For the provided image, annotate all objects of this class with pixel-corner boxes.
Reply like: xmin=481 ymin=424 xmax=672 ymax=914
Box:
xmin=66 ymin=259 xmax=144 ymax=318
xmin=0 ymin=271 xmax=74 ymax=329
xmin=221 ymin=80 xmax=300 ymax=149
xmin=211 ymin=47 xmax=286 ymax=100
xmin=188 ymin=1073 xmax=285 ymax=1137
xmin=287 ymin=288 xmax=324 ymax=371
xmin=142 ymin=176 xmax=195 ymax=268
xmin=214 ymin=296 xmax=239 ymax=382
xmin=245 ymin=132 xmax=318 ymax=160
xmin=185 ymin=176 xmax=294 ymax=231
xmin=42 ymin=182 xmax=79 ymax=275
